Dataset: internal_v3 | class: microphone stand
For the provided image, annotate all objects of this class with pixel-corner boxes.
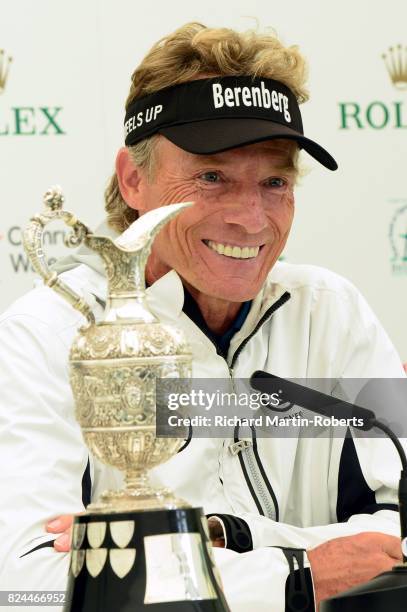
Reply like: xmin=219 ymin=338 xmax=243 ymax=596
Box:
xmin=250 ymin=371 xmax=407 ymax=611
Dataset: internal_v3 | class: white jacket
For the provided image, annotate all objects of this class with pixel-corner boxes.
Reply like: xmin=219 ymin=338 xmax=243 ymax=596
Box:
xmin=0 ymin=260 xmax=405 ymax=612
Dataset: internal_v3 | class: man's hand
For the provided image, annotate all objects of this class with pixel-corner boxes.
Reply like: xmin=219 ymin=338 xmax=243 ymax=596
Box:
xmin=46 ymin=515 xmax=74 ymax=552
xmin=307 ymin=532 xmax=402 ymax=608
xmin=208 ymin=517 xmax=226 ymax=548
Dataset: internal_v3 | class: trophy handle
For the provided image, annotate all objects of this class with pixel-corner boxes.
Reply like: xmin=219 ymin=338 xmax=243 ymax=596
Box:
xmin=22 ymin=186 xmax=95 ymax=326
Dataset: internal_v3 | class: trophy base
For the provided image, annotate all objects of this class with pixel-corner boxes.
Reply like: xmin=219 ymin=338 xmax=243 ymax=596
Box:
xmin=65 ymin=507 xmax=230 ymax=612
xmin=88 ymin=486 xmax=189 ymax=513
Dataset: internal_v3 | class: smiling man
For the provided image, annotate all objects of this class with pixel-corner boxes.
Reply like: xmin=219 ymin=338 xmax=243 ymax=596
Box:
xmin=0 ymin=22 xmax=406 ymax=612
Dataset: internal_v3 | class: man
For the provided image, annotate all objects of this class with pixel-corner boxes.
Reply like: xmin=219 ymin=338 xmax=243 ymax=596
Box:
xmin=0 ymin=22 xmax=405 ymax=612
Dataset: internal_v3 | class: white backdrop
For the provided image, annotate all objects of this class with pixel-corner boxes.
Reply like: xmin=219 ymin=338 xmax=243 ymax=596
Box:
xmin=1 ymin=0 xmax=406 ymax=360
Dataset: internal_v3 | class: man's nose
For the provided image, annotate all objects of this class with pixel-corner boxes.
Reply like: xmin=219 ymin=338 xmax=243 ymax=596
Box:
xmin=221 ymin=188 xmax=269 ymax=233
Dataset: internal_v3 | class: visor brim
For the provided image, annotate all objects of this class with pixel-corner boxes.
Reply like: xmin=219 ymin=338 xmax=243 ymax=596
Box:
xmin=160 ymin=118 xmax=338 ymax=171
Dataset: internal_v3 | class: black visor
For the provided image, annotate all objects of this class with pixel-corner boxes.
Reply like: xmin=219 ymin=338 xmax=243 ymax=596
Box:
xmin=124 ymin=76 xmax=338 ymax=171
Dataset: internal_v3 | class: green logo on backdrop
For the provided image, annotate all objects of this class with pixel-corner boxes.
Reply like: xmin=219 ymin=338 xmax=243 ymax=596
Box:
xmin=339 ymin=101 xmax=407 ymax=129
xmin=339 ymin=45 xmax=407 ymax=130
xmin=0 ymin=47 xmax=65 ymax=135
xmin=0 ymin=107 xmax=65 ymax=135
xmin=389 ymin=201 xmax=407 ymax=275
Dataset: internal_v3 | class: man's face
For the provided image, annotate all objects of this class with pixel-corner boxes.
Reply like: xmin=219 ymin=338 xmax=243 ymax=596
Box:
xmin=126 ymin=137 xmax=297 ymax=303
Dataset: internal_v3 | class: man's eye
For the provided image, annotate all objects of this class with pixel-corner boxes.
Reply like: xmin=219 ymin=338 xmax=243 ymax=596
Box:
xmin=264 ymin=177 xmax=286 ymax=188
xmin=200 ymin=171 xmax=221 ymax=183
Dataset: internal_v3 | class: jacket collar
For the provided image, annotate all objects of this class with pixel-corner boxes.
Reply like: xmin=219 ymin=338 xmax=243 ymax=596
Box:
xmin=86 ymin=266 xmax=289 ymax=325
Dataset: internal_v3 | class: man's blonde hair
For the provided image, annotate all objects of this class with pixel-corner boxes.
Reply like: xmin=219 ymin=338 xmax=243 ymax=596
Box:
xmin=105 ymin=22 xmax=309 ymax=233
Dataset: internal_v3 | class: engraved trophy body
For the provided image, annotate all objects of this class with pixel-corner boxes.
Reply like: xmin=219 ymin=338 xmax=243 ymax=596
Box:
xmin=23 ymin=188 xmax=229 ymax=612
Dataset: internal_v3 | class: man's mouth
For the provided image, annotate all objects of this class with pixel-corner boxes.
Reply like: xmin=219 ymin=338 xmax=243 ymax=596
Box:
xmin=203 ymin=240 xmax=261 ymax=259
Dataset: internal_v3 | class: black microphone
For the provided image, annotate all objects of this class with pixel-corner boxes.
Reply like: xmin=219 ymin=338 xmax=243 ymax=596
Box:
xmin=250 ymin=370 xmax=407 ymax=612
xmin=251 ymin=370 xmax=376 ymax=430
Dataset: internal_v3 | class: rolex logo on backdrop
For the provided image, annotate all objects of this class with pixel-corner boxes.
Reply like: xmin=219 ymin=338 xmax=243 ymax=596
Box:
xmin=339 ymin=44 xmax=407 ymax=129
xmin=0 ymin=49 xmax=12 ymax=94
xmin=0 ymin=47 xmax=65 ymax=135
xmin=382 ymin=45 xmax=407 ymax=91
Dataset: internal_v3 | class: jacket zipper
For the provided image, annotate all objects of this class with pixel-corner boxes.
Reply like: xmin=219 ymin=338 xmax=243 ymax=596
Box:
xmin=230 ymin=428 xmax=278 ymax=519
xmin=228 ymin=291 xmax=291 ymax=520
xmin=229 ymin=291 xmax=291 ymax=375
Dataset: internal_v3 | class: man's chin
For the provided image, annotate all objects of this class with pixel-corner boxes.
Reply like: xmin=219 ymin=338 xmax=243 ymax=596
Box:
xmin=191 ymin=280 xmax=261 ymax=304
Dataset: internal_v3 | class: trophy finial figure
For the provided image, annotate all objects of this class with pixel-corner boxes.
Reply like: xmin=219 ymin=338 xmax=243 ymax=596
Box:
xmin=43 ymin=185 xmax=64 ymax=211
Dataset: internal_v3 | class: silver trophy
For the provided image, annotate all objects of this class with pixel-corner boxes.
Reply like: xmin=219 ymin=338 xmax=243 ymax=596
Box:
xmin=23 ymin=187 xmax=230 ymax=612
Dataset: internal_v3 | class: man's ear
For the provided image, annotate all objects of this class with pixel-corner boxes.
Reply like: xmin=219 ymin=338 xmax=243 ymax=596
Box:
xmin=115 ymin=147 xmax=146 ymax=213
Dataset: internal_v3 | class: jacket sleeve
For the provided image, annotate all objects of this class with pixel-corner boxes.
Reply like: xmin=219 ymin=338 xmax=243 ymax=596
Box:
xmin=0 ymin=310 xmax=89 ymax=608
xmin=213 ymin=545 xmax=315 ymax=612
xmin=207 ymin=500 xmax=400 ymax=612
xmin=208 ymin=514 xmax=316 ymax=612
